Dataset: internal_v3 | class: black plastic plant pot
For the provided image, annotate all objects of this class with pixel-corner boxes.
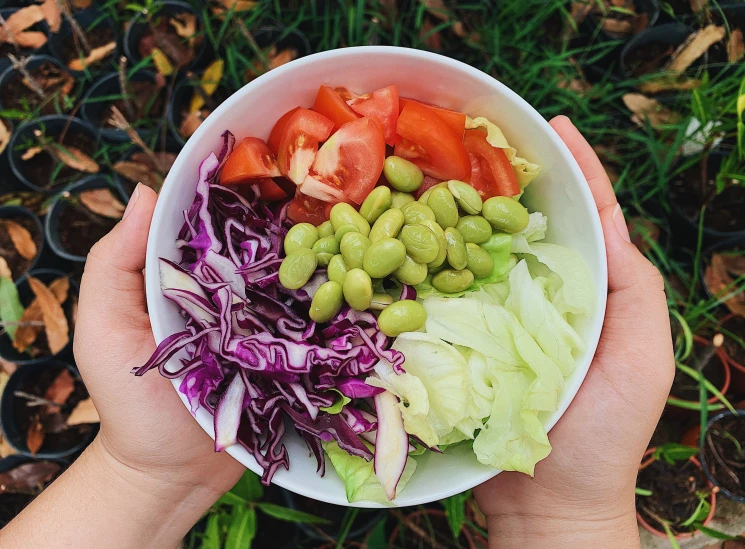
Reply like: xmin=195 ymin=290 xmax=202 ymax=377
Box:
xmin=706 ymin=4 xmax=745 ymax=75
xmin=44 ymin=175 xmax=128 ymax=262
xmin=47 ymin=6 xmax=119 ymax=78
xmin=619 ymin=23 xmax=702 ymax=79
xmin=0 ymin=454 xmax=66 ymax=527
xmin=81 ymin=70 xmax=167 ymax=143
xmin=586 ymin=0 xmax=661 ymax=42
xmin=700 ymin=410 xmax=745 ymax=504
xmin=0 ymin=7 xmax=51 ymax=76
xmin=0 ymin=361 xmax=97 ymax=459
xmin=0 ymin=205 xmax=44 ymax=281
xmin=253 ymin=25 xmax=312 ymax=63
xmin=0 ymin=269 xmax=79 ymax=366
xmin=0 ymin=54 xmax=75 ymax=116
xmin=166 ymin=76 xmax=231 ymax=147
xmin=123 ymin=0 xmax=211 ymax=74
xmin=7 ymin=115 xmax=101 ymax=194
xmin=699 ymin=236 xmax=745 ymax=301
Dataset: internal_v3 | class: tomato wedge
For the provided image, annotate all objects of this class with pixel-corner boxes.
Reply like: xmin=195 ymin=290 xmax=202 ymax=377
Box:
xmin=276 ymin=108 xmax=334 ymax=186
xmin=306 ymin=117 xmax=386 ymax=205
xmin=348 ymin=85 xmax=399 ymax=145
xmin=398 ymin=97 xmax=465 ymax=140
xmin=254 ymin=178 xmax=287 ymax=201
xmin=221 ymin=137 xmax=281 ymax=185
xmin=463 ymin=129 xmax=520 ymax=198
xmin=312 ymin=86 xmax=359 ymax=132
xmin=268 ymin=107 xmax=299 ymax=155
xmin=395 ymin=101 xmax=470 ymax=182
xmin=287 ymin=192 xmax=333 ymax=225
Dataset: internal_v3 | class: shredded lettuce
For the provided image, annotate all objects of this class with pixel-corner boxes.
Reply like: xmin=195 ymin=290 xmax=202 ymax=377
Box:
xmin=320 ymin=389 xmax=352 ymax=414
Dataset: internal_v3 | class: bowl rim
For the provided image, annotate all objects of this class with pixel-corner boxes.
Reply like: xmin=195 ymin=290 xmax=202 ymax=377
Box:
xmin=146 ymin=45 xmax=609 ymax=507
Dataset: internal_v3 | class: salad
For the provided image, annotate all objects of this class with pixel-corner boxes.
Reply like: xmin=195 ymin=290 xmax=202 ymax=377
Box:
xmin=135 ymin=84 xmax=593 ymax=503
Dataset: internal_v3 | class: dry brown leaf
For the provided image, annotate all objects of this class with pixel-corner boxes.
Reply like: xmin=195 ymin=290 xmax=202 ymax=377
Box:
xmin=2 ymin=5 xmax=45 ymax=37
xmin=40 ymin=0 xmax=61 ymax=33
xmin=728 ymin=29 xmax=744 ymax=63
xmin=21 ymin=146 xmax=42 ymax=161
xmin=628 ymin=218 xmax=660 ymax=255
xmin=0 ymin=460 xmax=60 ymax=494
xmin=690 ymin=0 xmax=706 ymax=12
xmin=638 ymin=77 xmax=700 ymax=95
xmin=53 ymin=146 xmax=99 ymax=173
xmin=179 ymin=110 xmax=204 ymax=137
xmin=27 ymin=276 xmax=69 ymax=355
xmin=79 ymin=188 xmax=125 ymax=219
xmin=13 ymin=277 xmax=68 ymax=353
xmin=114 ymin=161 xmax=160 ymax=190
xmin=0 ymin=119 xmax=10 ymax=156
xmin=130 ymin=151 xmax=176 ymax=174
xmin=212 ymin=0 xmax=256 ymax=13
xmin=0 ymin=434 xmax=17 ymax=458
xmin=668 ymin=25 xmax=726 ymax=73
xmin=1 ymin=220 xmax=37 ymax=260
xmin=705 ymin=254 xmax=745 ymax=317
xmin=0 ymin=358 xmax=16 ymax=376
xmin=601 ymin=18 xmax=633 ymax=35
xmin=13 ymin=30 xmax=48 ymax=48
xmin=67 ymin=40 xmax=116 ymax=71
xmin=419 ymin=18 xmax=442 ymax=50
xmin=72 ymin=0 xmax=92 ymax=7
xmin=66 ymin=398 xmax=99 ymax=426
xmin=720 ymin=254 xmax=745 ymax=277
xmin=570 ymin=1 xmax=593 ymax=26
xmin=0 ymin=258 xmax=11 ymax=279
xmin=26 ymin=417 xmax=44 ymax=455
xmin=622 ymin=93 xmax=681 ymax=128
xmin=170 ymin=12 xmax=196 ymax=38
xmin=420 ymin=0 xmax=448 ymax=20
xmin=43 ymin=369 xmax=75 ymax=409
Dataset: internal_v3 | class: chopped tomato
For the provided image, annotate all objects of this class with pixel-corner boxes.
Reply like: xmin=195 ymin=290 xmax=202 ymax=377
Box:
xmin=276 ymin=108 xmax=334 ymax=186
xmin=268 ymin=107 xmax=300 ymax=155
xmin=287 ymin=192 xmax=332 ymax=225
xmin=334 ymin=87 xmax=357 ymax=101
xmin=395 ymin=101 xmax=470 ymax=182
xmin=348 ymin=85 xmax=399 ymax=145
xmin=398 ymin=97 xmax=465 ymax=140
xmin=254 ymin=178 xmax=287 ymax=201
xmin=312 ymin=86 xmax=359 ymax=132
xmin=463 ymin=129 xmax=519 ymax=197
xmin=414 ymin=175 xmax=443 ymax=199
xmin=307 ymin=117 xmax=385 ymax=205
xmin=221 ymin=137 xmax=281 ymax=185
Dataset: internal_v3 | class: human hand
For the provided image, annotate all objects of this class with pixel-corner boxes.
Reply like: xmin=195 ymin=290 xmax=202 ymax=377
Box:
xmin=474 ymin=116 xmax=674 ymax=548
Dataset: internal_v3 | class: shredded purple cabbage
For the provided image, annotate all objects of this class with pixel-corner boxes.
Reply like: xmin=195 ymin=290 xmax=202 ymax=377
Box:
xmin=134 ymin=132 xmax=404 ymax=485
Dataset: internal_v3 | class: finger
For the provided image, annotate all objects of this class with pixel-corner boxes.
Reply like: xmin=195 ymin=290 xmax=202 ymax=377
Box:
xmin=549 ymin=116 xmax=617 ymax=211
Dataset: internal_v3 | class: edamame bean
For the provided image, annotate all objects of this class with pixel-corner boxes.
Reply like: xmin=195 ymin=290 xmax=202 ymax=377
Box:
xmin=391 ymin=191 xmax=415 ymax=209
xmin=444 ymin=227 xmax=468 ymax=270
xmin=312 ymin=235 xmax=340 ymax=255
xmin=316 ymin=252 xmax=334 ymax=267
xmin=334 ymin=223 xmax=359 ymax=243
xmin=456 ymin=215 xmax=492 ymax=244
xmin=427 ymin=187 xmax=458 ymax=229
xmin=370 ymin=292 xmax=394 ymax=311
xmin=340 ymin=232 xmax=372 ymax=270
xmin=400 ymin=201 xmax=436 ymax=225
xmin=447 ymin=180 xmax=483 ymax=214
xmin=418 ymin=182 xmax=447 ymax=204
xmin=317 ymin=220 xmax=334 ymax=238
xmin=394 ymin=255 xmax=428 ymax=285
xmin=284 ymin=223 xmax=319 ymax=255
xmin=420 ymin=219 xmax=447 ymax=269
xmin=369 ymin=208 xmax=405 ymax=243
xmin=377 ymin=300 xmax=427 ymax=337
xmin=327 ymin=254 xmax=349 ymax=285
xmin=482 ymin=197 xmax=529 ymax=233
xmin=359 ymin=186 xmax=392 ymax=224
xmin=362 ymin=238 xmax=406 ymax=278
xmin=383 ymin=156 xmax=424 ymax=192
xmin=279 ymin=249 xmax=317 ymax=290
xmin=400 ymin=224 xmax=440 ymax=264
xmin=329 ymin=203 xmax=370 ymax=236
xmin=431 ymin=268 xmax=474 ymax=293
xmin=309 ymin=281 xmax=343 ymax=323
xmin=343 ymin=268 xmax=373 ymax=311
xmin=466 ymin=243 xmax=494 ymax=278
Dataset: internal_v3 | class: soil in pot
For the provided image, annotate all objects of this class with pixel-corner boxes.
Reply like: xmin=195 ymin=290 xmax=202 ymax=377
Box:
xmin=99 ymin=80 xmax=166 ymax=130
xmin=669 ymin=153 xmax=745 ymax=234
xmin=702 ymin=414 xmax=745 ymax=497
xmin=624 ymin=40 xmax=678 ymax=77
xmin=19 ymin=131 xmax=97 ymax=192
xmin=0 ymin=216 xmax=40 ymax=280
xmin=137 ymin=13 xmax=202 ymax=71
xmin=57 ymin=200 xmax=117 ymax=257
xmin=59 ymin=26 xmax=116 ymax=71
xmin=669 ymin=347 xmax=727 ymax=402
xmin=636 ymin=457 xmax=711 ymax=536
xmin=0 ymin=460 xmax=63 ymax=526
xmin=12 ymin=366 xmax=93 ymax=455
xmin=0 ymin=62 xmax=75 ymax=115
xmin=722 ymin=316 xmax=745 ymax=368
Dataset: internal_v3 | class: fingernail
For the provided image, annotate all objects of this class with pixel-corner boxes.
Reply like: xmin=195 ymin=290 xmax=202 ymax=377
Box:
xmin=612 ymin=203 xmax=631 ymax=244
xmin=123 ymin=183 xmax=141 ymax=221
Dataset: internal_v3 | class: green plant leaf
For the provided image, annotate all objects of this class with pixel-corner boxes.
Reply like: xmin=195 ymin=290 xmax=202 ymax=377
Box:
xmin=737 ymin=74 xmax=745 ymax=161
xmin=216 ymin=492 xmax=248 ymax=508
xmin=255 ymin=502 xmax=331 ymax=524
xmin=670 ymin=309 xmax=693 ymax=361
xmin=691 ymin=89 xmax=711 ymax=126
xmin=654 ymin=443 xmax=697 ymax=465
xmin=320 ymin=389 xmax=351 ymax=414
xmin=225 ymin=507 xmax=256 ymax=549
xmin=229 ymin=471 xmax=263 ymax=502
xmin=677 ymin=362 xmax=737 ymax=414
xmin=666 ymin=397 xmax=724 ymax=412
xmin=442 ymin=491 xmax=469 ymax=538
xmin=201 ymin=513 xmax=221 ymax=549
xmin=663 ymin=523 xmax=682 ymax=549
xmin=366 ymin=518 xmax=388 ymax=549
xmin=0 ymin=276 xmax=24 ymax=340
xmin=635 ymin=487 xmax=653 ymax=497
xmin=694 ymin=523 xmax=743 ymax=540
xmin=681 ymin=494 xmax=709 ymax=527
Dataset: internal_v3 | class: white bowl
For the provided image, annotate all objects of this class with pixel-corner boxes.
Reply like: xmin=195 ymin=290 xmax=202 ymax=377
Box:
xmin=146 ymin=46 xmax=608 ymax=508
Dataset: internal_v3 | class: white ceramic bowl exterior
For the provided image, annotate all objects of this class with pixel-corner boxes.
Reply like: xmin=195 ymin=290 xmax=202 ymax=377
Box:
xmin=146 ymin=46 xmax=608 ymax=508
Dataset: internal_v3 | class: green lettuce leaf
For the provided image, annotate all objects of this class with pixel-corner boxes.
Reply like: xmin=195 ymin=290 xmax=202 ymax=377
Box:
xmin=320 ymin=389 xmax=351 ymax=414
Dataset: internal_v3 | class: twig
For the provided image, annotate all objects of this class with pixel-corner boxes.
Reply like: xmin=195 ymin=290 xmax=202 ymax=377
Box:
xmin=107 ymin=105 xmax=161 ymax=169
xmin=0 ymin=15 xmax=19 ymax=52
xmin=117 ymin=56 xmax=135 ymax=120
xmin=8 ymin=55 xmax=45 ymax=99
xmin=706 ymin=432 xmax=741 ymax=487
xmin=392 ymin=511 xmax=442 ymax=549
xmin=57 ymin=0 xmax=91 ymax=55
xmin=13 ymin=391 xmax=61 ymax=409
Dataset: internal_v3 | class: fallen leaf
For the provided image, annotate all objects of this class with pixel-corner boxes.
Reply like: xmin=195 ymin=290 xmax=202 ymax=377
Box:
xmin=179 ymin=110 xmax=204 ymax=137
xmin=628 ymin=217 xmax=660 ymax=255
xmin=705 ymin=254 xmax=745 ymax=317
xmin=638 ymin=78 xmax=701 ymax=94
xmin=668 ymin=25 xmax=726 ymax=73
xmin=0 ymin=460 xmax=60 ymax=494
xmin=623 ymin=93 xmax=681 ymax=128
xmin=13 ymin=277 xmax=68 ymax=353
xmin=40 ymin=0 xmax=61 ymax=33
xmin=26 ymin=416 xmax=44 ymax=455
xmin=601 ymin=18 xmax=633 ymax=35
xmin=189 ymin=59 xmax=223 ymax=113
xmin=419 ymin=18 xmax=442 ymax=50
xmin=720 ymin=254 xmax=745 ymax=277
xmin=0 ymin=258 xmax=11 ymax=279
xmin=0 ymin=119 xmax=10 ymax=156
xmin=27 ymin=276 xmax=69 ymax=355
xmin=67 ymin=40 xmax=116 ymax=72
xmin=0 ymin=433 xmax=17 ymax=458
xmin=1 ymin=220 xmax=37 ymax=260
xmin=53 ymin=146 xmax=99 ymax=173
xmin=114 ymin=161 xmax=160 ymax=190
xmin=13 ymin=30 xmax=48 ymax=48
xmin=79 ymin=188 xmax=125 ymax=219
xmin=169 ymin=12 xmax=196 ymax=39
xmin=0 ymin=358 xmax=16 ymax=375
xmin=690 ymin=0 xmax=706 ymax=11
xmin=148 ymin=152 xmax=177 ymax=173
xmin=2 ymin=5 xmax=45 ymax=38
xmin=728 ymin=29 xmax=744 ymax=63
xmin=0 ymin=370 xmax=8 ymax=397
xmin=21 ymin=147 xmax=42 ymax=161
xmin=66 ymin=398 xmax=99 ymax=426
xmin=215 ymin=0 xmax=256 ymax=11
xmin=151 ymin=47 xmax=175 ymax=76
xmin=43 ymin=369 xmax=75 ymax=410
xmin=570 ymin=0 xmax=593 ymax=26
